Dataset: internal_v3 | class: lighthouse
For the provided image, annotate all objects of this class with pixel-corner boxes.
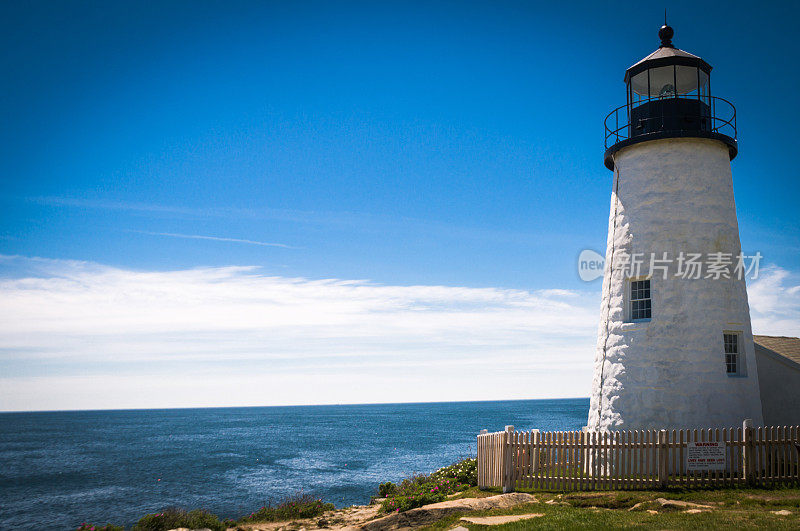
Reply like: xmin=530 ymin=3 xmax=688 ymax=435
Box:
xmin=587 ymin=23 xmax=764 ymax=431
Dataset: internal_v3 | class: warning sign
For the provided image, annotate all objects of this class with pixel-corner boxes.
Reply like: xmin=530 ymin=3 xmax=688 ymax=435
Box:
xmin=686 ymin=442 xmax=726 ymax=471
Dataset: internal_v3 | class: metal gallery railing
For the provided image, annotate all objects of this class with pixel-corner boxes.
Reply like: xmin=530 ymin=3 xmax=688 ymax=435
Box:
xmin=604 ymin=94 xmax=737 ymax=150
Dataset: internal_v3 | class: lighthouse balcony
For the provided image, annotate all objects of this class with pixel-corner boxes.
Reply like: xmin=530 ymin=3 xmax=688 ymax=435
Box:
xmin=604 ymin=95 xmax=737 ymax=170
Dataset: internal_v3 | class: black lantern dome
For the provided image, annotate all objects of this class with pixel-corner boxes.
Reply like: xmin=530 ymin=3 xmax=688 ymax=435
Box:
xmin=603 ymin=24 xmax=737 ymax=170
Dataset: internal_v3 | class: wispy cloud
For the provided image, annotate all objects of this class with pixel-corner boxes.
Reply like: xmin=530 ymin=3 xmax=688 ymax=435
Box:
xmin=26 ymin=196 xmax=564 ymax=244
xmin=3 ymin=256 xmax=796 ymax=411
xmin=0 ymin=255 xmax=599 ymax=410
xmin=26 ymin=195 xmax=302 ymax=223
xmin=132 ymin=231 xmax=299 ymax=249
xmin=27 ymin=196 xmax=203 ymax=216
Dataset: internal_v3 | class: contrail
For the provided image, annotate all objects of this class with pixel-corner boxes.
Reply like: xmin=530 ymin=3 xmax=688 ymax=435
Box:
xmin=134 ymin=231 xmax=298 ymax=249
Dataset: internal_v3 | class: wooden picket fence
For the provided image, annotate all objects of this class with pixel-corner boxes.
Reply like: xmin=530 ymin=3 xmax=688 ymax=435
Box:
xmin=477 ymin=421 xmax=800 ymax=491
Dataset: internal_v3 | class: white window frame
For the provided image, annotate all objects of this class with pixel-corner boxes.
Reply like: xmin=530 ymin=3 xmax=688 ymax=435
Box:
xmin=723 ymin=331 xmax=746 ymax=377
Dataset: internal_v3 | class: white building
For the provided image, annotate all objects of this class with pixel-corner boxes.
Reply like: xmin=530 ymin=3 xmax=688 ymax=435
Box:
xmin=586 ymin=24 xmax=795 ymax=431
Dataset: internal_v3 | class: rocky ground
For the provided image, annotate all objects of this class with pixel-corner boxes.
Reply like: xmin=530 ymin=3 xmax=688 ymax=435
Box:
xmin=220 ymin=488 xmax=800 ymax=530
xmin=230 ymin=493 xmax=536 ymax=531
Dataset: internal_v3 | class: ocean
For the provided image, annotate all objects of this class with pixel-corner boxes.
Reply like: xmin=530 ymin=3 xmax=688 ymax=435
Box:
xmin=0 ymin=398 xmax=589 ymax=529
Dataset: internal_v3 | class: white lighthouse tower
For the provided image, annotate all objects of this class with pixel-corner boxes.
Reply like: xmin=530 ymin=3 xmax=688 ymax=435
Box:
xmin=588 ymin=23 xmax=764 ymax=431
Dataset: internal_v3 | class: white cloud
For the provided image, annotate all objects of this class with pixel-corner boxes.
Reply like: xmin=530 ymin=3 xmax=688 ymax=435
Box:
xmin=0 ymin=255 xmax=600 ymax=411
xmin=748 ymin=265 xmax=800 ymax=336
xmin=3 ymin=256 xmax=797 ymax=412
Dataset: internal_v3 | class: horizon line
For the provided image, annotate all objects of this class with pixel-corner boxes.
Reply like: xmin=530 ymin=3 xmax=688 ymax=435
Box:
xmin=0 ymin=396 xmax=591 ymax=415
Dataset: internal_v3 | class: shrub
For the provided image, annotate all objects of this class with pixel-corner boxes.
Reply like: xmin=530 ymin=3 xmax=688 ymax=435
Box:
xmin=239 ymin=493 xmax=334 ymax=523
xmin=430 ymin=458 xmax=477 ymax=486
xmin=132 ymin=508 xmax=226 ymax=531
xmin=380 ymin=485 xmax=445 ymax=513
xmin=379 ymin=481 xmax=397 ymax=497
xmin=76 ymin=525 xmax=124 ymax=531
xmin=379 ymin=476 xmax=469 ymax=513
xmin=379 ymin=458 xmax=477 ymax=513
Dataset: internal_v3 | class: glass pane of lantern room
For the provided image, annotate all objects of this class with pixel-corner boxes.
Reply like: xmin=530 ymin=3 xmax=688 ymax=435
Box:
xmin=675 ymin=65 xmax=699 ymax=96
xmin=648 ymin=66 xmax=675 ymax=98
xmin=699 ymin=69 xmax=710 ymax=105
xmin=630 ymin=71 xmax=649 ymax=103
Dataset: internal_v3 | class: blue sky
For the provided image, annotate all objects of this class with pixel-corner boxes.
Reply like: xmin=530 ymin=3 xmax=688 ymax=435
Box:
xmin=1 ymin=1 xmax=799 ymax=410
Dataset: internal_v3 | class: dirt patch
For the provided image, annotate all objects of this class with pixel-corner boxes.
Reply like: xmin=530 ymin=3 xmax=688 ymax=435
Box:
xmin=655 ymin=498 xmax=713 ymax=511
xmin=544 ymin=499 xmax=569 ymax=506
xmin=563 ymin=492 xmax=639 ymax=509
xmin=235 ymin=503 xmax=381 ymax=531
xmin=460 ymin=514 xmax=544 ymax=525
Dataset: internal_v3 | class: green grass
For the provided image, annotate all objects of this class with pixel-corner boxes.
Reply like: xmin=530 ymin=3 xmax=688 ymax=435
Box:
xmin=131 ymin=508 xmax=227 ymax=531
xmin=420 ymin=487 xmax=800 ymax=530
xmin=238 ymin=493 xmax=334 ymax=523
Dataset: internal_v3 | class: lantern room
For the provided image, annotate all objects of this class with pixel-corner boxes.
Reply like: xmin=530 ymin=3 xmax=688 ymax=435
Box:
xmin=603 ymin=24 xmax=737 ymax=170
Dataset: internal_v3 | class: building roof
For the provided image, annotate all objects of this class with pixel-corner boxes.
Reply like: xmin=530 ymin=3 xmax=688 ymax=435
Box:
xmin=754 ymin=335 xmax=800 ymax=367
xmin=623 ymin=45 xmax=712 ymax=84
xmin=628 ymin=46 xmax=702 ymax=71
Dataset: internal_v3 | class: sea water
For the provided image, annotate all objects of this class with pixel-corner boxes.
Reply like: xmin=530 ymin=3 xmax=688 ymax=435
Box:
xmin=0 ymin=398 xmax=588 ymax=529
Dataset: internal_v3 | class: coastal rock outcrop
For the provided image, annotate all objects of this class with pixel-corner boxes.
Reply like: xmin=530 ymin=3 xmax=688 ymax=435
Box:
xmin=359 ymin=493 xmax=538 ymax=530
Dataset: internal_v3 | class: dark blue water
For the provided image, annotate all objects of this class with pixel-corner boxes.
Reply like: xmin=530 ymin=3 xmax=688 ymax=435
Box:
xmin=0 ymin=398 xmax=588 ymax=529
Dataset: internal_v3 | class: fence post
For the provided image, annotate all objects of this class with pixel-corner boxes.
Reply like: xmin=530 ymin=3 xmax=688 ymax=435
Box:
xmin=658 ymin=430 xmax=668 ymax=488
xmin=531 ymin=429 xmax=540 ymax=473
xmin=742 ymin=418 xmax=754 ymax=485
xmin=503 ymin=425 xmax=515 ymax=493
xmin=581 ymin=426 xmax=589 ymax=476
xmin=477 ymin=430 xmax=487 ymax=489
